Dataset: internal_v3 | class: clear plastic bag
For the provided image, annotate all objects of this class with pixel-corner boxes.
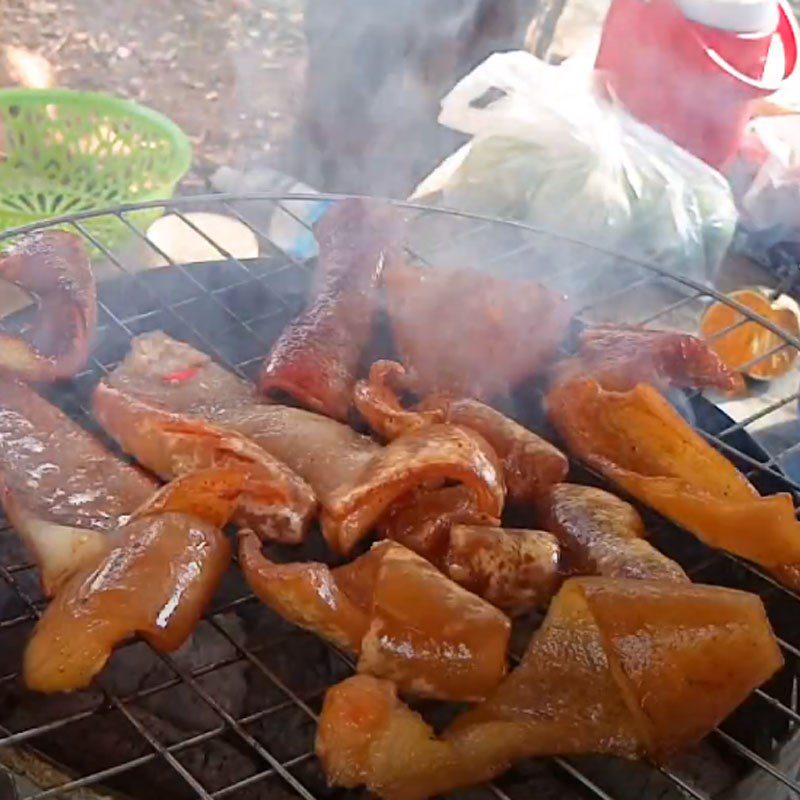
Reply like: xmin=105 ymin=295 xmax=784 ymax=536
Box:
xmin=736 ymin=116 xmax=800 ymax=233
xmin=413 ymin=51 xmax=737 ymax=284
xmin=726 ymin=115 xmax=800 ymax=270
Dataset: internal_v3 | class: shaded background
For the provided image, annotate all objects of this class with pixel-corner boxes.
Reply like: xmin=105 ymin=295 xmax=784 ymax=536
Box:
xmin=1 ymin=0 xmax=573 ymax=197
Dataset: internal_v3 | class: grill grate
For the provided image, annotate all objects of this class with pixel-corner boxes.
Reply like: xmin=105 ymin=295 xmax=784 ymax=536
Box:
xmin=1 ymin=194 xmax=800 ymax=800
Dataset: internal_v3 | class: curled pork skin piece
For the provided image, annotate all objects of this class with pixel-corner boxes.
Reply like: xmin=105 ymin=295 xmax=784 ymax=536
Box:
xmin=99 ymin=333 xmax=505 ymax=553
xmin=24 ymin=468 xmax=250 ymax=693
xmin=378 ymin=485 xmax=498 ymax=564
xmin=378 ymin=487 xmax=560 ymax=614
xmin=317 ymin=578 xmax=782 ymax=800
xmin=239 ymin=535 xmax=510 ymax=701
xmin=260 ymin=199 xmax=397 ymax=421
xmin=354 ymin=360 xmax=568 ymax=503
xmin=320 ymin=423 xmax=504 ymax=555
xmin=384 ymin=258 xmax=571 ymax=400
xmin=0 ymin=378 xmax=156 ymax=595
xmin=0 ymin=230 xmax=96 ymax=381
xmin=93 ymin=384 xmax=316 ymax=543
xmin=537 ymin=483 xmax=688 ymax=582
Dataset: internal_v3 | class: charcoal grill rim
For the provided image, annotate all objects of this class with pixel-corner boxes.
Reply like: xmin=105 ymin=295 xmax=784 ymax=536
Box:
xmin=2 ymin=190 xmax=795 ymax=351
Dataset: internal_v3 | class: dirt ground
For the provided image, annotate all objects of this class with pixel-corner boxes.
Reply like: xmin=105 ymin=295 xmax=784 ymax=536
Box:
xmin=1 ymin=0 xmax=308 ymax=191
xmin=0 ymin=0 xmax=601 ymax=197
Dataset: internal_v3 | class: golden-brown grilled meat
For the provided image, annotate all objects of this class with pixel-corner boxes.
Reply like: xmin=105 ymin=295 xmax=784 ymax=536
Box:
xmin=537 ymin=483 xmax=688 ymax=582
xmin=24 ymin=468 xmax=252 ymax=693
xmin=93 ymin=383 xmax=317 ymax=544
xmin=379 ymin=486 xmax=560 ymax=614
xmin=240 ymin=536 xmax=510 ymax=702
xmin=316 ymin=578 xmax=782 ymax=800
xmin=545 ymin=324 xmax=800 ymax=590
xmin=321 ymin=423 xmax=504 ymax=554
xmin=98 ymin=333 xmax=505 ymax=554
xmin=445 ymin=524 xmax=561 ymax=614
xmin=260 ymin=199 xmax=397 ymax=421
xmin=354 ymin=360 xmax=568 ymax=503
xmin=573 ymin=325 xmax=745 ymax=393
xmin=378 ymin=485 xmax=497 ymax=564
xmin=547 ymin=376 xmax=800 ymax=590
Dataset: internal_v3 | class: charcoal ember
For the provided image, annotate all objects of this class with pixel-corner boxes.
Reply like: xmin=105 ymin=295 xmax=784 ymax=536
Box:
xmin=0 ymin=608 xmax=33 ymax=682
xmin=0 ymin=537 xmax=41 ymax=682
xmin=0 ymin=768 xmax=19 ymax=800
xmin=509 ymin=612 xmax=543 ymax=660
xmin=467 ymin=758 xmax=589 ymax=800
xmin=0 ymin=662 xmax=259 ymax=800
xmin=241 ymin=623 xmax=352 ymax=708
xmin=213 ymin=561 xmax=253 ymax=611
xmin=101 ymin=615 xmax=248 ymax=733
xmin=238 ymin=616 xmax=351 ymax=772
xmin=1 ymin=673 xmax=242 ymax=798
xmin=27 ymin=705 xmax=262 ymax=800
xmin=2 ymin=618 xmax=247 ymax=735
xmin=247 ymin=703 xmax=317 ymax=765
xmin=566 ymin=745 xmax=737 ymax=800
xmin=0 ymin=530 xmax=30 ymax=571
xmin=0 ymin=606 xmax=252 ymax=799
xmin=286 ymin=757 xmax=342 ymax=800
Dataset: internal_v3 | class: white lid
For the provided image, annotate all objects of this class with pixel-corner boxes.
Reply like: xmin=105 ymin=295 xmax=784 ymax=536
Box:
xmin=674 ymin=0 xmax=779 ymax=33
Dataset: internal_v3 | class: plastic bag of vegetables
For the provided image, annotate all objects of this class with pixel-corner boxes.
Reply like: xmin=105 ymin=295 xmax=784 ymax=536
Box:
xmin=412 ymin=50 xmax=737 ymax=285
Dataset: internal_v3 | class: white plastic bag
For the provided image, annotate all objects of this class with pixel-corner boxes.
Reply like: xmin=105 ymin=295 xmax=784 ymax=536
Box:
xmin=413 ymin=51 xmax=737 ymax=283
xmin=737 ymin=116 xmax=800 ymax=232
xmin=726 ymin=115 xmax=800 ymax=267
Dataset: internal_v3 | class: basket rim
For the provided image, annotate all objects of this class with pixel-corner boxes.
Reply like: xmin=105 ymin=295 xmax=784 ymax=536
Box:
xmin=0 ymin=87 xmax=192 ymax=179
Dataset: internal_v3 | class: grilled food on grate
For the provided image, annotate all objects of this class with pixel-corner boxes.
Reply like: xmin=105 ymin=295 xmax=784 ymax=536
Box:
xmin=377 ymin=484 xmax=561 ymax=614
xmin=318 ymin=423 xmax=504 ymax=555
xmin=0 ymin=377 xmax=156 ymax=596
xmin=547 ymin=328 xmax=800 ymax=590
xmin=536 ymin=483 xmax=689 ymax=583
xmin=260 ymin=198 xmax=395 ymax=421
xmin=0 ymin=231 xmax=96 ymax=382
xmin=1 ymin=202 xmax=796 ymax=800
xmin=566 ymin=325 xmax=746 ymax=394
xmin=378 ymin=485 xmax=497 ymax=557
xmin=316 ymin=578 xmax=782 ymax=800
xmin=444 ymin=524 xmax=561 ymax=614
xmin=354 ymin=359 xmax=569 ymax=504
xmin=23 ymin=467 xmax=252 ymax=692
xmin=96 ymin=333 xmax=506 ymax=556
xmin=93 ymin=383 xmax=317 ymax=543
xmin=240 ymin=535 xmax=510 ymax=702
xmin=384 ymin=255 xmax=571 ymax=400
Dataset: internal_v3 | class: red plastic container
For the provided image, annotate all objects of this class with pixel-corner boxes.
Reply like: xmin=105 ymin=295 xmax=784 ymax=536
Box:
xmin=595 ymin=0 xmax=800 ymax=169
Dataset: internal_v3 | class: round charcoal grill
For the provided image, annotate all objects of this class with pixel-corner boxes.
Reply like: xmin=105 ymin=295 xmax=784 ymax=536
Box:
xmin=1 ymin=194 xmax=800 ymax=800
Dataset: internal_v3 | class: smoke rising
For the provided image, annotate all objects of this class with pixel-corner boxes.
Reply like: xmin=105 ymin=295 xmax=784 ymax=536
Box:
xmin=288 ymin=0 xmax=537 ymax=197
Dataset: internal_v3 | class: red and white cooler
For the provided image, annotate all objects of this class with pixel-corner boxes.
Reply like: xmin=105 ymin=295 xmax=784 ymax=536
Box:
xmin=595 ymin=0 xmax=800 ymax=168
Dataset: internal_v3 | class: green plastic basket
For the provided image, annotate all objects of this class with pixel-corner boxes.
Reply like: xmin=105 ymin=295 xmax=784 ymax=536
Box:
xmin=0 ymin=88 xmax=191 ymax=249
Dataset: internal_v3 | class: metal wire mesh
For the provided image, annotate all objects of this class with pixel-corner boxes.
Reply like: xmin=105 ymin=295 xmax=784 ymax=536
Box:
xmin=0 ymin=193 xmax=800 ymax=800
